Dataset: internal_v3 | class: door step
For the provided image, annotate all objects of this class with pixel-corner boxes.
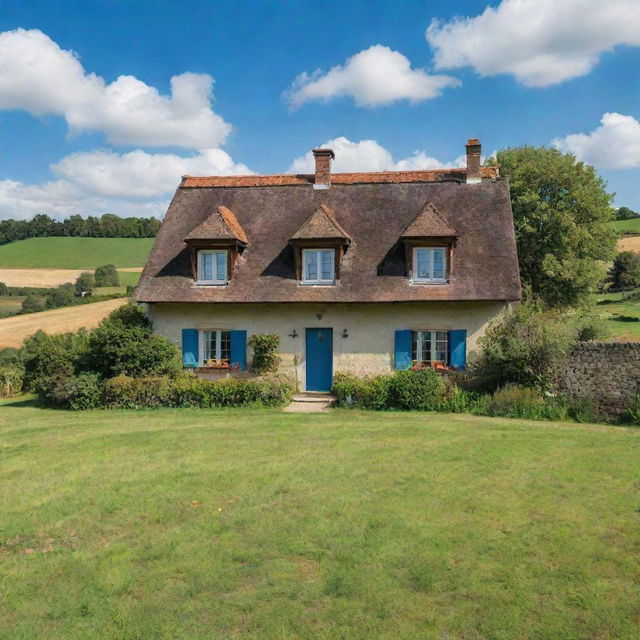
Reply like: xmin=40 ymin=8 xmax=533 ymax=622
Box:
xmin=292 ymin=393 xmax=336 ymax=403
xmin=284 ymin=393 xmax=336 ymax=413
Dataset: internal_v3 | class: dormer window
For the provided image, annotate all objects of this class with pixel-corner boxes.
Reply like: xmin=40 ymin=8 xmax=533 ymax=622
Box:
xmin=413 ymin=247 xmax=446 ymax=283
xmin=303 ymin=249 xmax=335 ymax=285
xmin=197 ymin=249 xmax=227 ymax=285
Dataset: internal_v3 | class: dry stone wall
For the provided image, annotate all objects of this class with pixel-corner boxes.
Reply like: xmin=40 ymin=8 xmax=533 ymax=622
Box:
xmin=558 ymin=342 xmax=640 ymax=418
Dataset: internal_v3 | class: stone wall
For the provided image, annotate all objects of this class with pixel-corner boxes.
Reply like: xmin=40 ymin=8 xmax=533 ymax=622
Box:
xmin=558 ymin=342 xmax=640 ymax=418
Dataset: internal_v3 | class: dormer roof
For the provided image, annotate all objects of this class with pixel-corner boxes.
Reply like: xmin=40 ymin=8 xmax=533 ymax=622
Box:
xmin=401 ymin=201 xmax=458 ymax=239
xmin=185 ymin=205 xmax=248 ymax=244
xmin=290 ymin=204 xmax=350 ymax=244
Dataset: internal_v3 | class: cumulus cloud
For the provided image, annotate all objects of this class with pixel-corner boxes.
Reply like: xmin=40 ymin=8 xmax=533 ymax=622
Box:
xmin=552 ymin=112 xmax=640 ymax=169
xmin=285 ymin=45 xmax=459 ymax=109
xmin=287 ymin=136 xmax=464 ymax=173
xmin=0 ymin=148 xmax=253 ymax=219
xmin=426 ymin=0 xmax=640 ymax=87
xmin=0 ymin=28 xmax=231 ymax=148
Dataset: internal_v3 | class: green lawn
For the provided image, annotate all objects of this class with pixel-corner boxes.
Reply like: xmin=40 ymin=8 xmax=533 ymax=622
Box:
xmin=610 ymin=217 xmax=640 ymax=234
xmin=595 ymin=290 xmax=640 ymax=340
xmin=0 ymin=237 xmax=154 ymax=269
xmin=1 ymin=403 xmax=638 ymax=639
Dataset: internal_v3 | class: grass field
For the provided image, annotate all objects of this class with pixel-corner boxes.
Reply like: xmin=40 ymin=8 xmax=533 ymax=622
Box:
xmin=611 ymin=217 xmax=640 ymax=234
xmin=1 ymin=404 xmax=637 ymax=639
xmin=0 ymin=237 xmax=154 ymax=269
xmin=595 ymin=290 xmax=640 ymax=340
xmin=0 ymin=298 xmax=127 ymax=348
xmin=0 ymin=268 xmax=141 ymax=288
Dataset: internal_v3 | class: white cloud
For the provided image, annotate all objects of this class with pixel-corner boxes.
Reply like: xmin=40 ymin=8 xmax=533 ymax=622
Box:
xmin=0 ymin=148 xmax=253 ymax=219
xmin=426 ymin=0 xmax=640 ymax=87
xmin=0 ymin=28 xmax=231 ymax=148
xmin=552 ymin=112 xmax=640 ymax=169
xmin=287 ymin=136 xmax=464 ymax=173
xmin=285 ymin=45 xmax=459 ymax=109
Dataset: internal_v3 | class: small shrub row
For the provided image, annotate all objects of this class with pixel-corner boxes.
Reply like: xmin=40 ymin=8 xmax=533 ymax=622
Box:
xmin=0 ymin=363 xmax=24 ymax=397
xmin=52 ymin=372 xmax=294 ymax=410
xmin=332 ymin=371 xmax=599 ymax=423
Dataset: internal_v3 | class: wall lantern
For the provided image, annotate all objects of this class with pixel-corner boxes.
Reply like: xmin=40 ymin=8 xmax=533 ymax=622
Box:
xmin=342 ymin=329 xmax=349 ymax=338
xmin=288 ymin=329 xmax=298 ymax=338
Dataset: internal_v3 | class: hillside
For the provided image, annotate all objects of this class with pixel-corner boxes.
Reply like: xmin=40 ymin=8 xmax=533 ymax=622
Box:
xmin=0 ymin=298 xmax=128 ymax=348
xmin=0 ymin=237 xmax=154 ymax=269
xmin=611 ymin=217 xmax=640 ymax=235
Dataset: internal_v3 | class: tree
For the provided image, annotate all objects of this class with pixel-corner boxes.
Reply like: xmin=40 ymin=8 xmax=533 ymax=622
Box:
xmin=611 ymin=251 xmax=640 ymax=289
xmin=21 ymin=295 xmax=46 ymax=314
xmin=615 ymin=206 xmax=639 ymax=220
xmin=0 ymin=281 xmax=7 ymax=296
xmin=75 ymin=272 xmax=95 ymax=295
xmin=46 ymin=284 xmax=75 ymax=309
xmin=94 ymin=264 xmax=120 ymax=287
xmin=495 ymin=147 xmax=617 ymax=307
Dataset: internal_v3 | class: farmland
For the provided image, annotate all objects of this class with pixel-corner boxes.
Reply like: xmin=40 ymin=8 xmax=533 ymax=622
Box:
xmin=0 ymin=237 xmax=153 ymax=269
xmin=611 ymin=217 xmax=640 ymax=235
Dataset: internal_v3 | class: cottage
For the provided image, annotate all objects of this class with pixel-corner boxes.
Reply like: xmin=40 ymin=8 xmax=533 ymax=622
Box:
xmin=134 ymin=139 xmax=521 ymax=391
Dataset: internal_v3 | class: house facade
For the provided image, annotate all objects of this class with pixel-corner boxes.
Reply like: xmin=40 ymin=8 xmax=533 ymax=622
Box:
xmin=134 ymin=139 xmax=521 ymax=392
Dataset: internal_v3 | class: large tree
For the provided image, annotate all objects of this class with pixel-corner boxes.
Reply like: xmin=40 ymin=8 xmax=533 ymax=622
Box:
xmin=496 ymin=147 xmax=616 ymax=307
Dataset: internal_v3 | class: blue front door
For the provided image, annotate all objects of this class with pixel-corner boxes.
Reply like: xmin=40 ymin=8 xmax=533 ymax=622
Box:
xmin=306 ymin=328 xmax=333 ymax=391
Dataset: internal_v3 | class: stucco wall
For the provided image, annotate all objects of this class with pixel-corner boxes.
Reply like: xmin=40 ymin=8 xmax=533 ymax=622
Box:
xmin=149 ymin=301 xmax=508 ymax=390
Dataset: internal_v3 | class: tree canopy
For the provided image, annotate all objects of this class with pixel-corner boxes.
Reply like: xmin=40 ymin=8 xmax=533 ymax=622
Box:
xmin=496 ymin=147 xmax=616 ymax=307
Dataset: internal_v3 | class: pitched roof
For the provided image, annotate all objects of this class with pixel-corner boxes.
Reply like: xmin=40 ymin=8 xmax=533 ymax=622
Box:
xmin=184 ymin=205 xmax=247 ymax=244
xmin=290 ymin=204 xmax=350 ymax=242
xmin=135 ymin=175 xmax=521 ymax=304
xmin=401 ymin=201 xmax=458 ymax=238
xmin=181 ymin=165 xmax=499 ymax=188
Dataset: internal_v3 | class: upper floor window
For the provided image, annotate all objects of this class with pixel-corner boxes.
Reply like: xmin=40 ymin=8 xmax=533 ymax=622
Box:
xmin=201 ymin=329 xmax=231 ymax=365
xmin=413 ymin=330 xmax=448 ymax=365
xmin=197 ymin=250 xmax=227 ymax=285
xmin=413 ymin=247 xmax=446 ymax=283
xmin=302 ymin=248 xmax=335 ymax=284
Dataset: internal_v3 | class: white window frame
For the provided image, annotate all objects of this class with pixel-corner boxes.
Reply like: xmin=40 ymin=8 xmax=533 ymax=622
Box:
xmin=412 ymin=247 xmax=447 ymax=283
xmin=413 ymin=330 xmax=448 ymax=364
xmin=302 ymin=248 xmax=335 ymax=285
xmin=196 ymin=249 xmax=228 ymax=285
xmin=200 ymin=329 xmax=231 ymax=365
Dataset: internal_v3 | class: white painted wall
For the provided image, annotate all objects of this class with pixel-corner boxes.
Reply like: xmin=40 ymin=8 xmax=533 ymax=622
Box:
xmin=149 ymin=301 xmax=509 ymax=390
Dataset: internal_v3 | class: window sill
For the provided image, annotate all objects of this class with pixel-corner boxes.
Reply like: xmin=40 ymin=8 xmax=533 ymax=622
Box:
xmin=411 ymin=279 xmax=448 ymax=285
xmin=194 ymin=281 xmax=228 ymax=286
xmin=300 ymin=281 xmax=336 ymax=286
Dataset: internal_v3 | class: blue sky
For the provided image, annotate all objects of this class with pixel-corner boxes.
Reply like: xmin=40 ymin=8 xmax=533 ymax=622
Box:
xmin=0 ymin=0 xmax=638 ymax=219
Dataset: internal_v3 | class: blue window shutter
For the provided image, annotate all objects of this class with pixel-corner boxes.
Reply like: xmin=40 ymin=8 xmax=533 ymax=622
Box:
xmin=182 ymin=329 xmax=199 ymax=368
xmin=230 ymin=330 xmax=247 ymax=370
xmin=394 ymin=330 xmax=412 ymax=370
xmin=449 ymin=330 xmax=467 ymax=369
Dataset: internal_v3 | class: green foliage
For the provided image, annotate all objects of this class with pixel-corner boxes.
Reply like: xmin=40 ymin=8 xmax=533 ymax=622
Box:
xmin=0 ymin=363 xmax=24 ymax=397
xmin=611 ymin=251 xmax=640 ymax=290
xmin=94 ymin=264 xmax=120 ymax=287
xmin=0 ymin=281 xmax=7 ymax=296
xmin=21 ymin=330 xmax=89 ymax=400
xmin=0 ymin=213 xmax=160 ymax=246
xmin=486 ymin=385 xmax=568 ymax=421
xmin=388 ymin=369 xmax=446 ymax=410
xmin=54 ymin=372 xmax=104 ymax=410
xmin=497 ymin=147 xmax=616 ymax=307
xmin=75 ymin=272 xmax=95 ymax=295
xmin=477 ymin=300 xmax=578 ymax=390
xmin=332 ymin=372 xmax=393 ymax=410
xmin=45 ymin=283 xmax=75 ymax=309
xmin=248 ymin=334 xmax=281 ymax=374
xmin=87 ymin=303 xmax=180 ymax=378
xmin=102 ymin=373 xmax=293 ymax=410
xmin=21 ymin=294 xmax=46 ymax=314
xmin=614 ymin=206 xmax=639 ymax=220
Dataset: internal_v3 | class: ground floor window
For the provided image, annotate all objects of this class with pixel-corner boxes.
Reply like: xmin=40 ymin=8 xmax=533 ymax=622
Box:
xmin=412 ymin=330 xmax=448 ymax=365
xmin=201 ymin=329 xmax=231 ymax=364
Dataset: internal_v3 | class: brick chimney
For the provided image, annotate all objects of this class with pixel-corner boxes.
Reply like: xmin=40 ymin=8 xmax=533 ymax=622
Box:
xmin=465 ymin=138 xmax=482 ymax=184
xmin=312 ymin=148 xmax=335 ymax=190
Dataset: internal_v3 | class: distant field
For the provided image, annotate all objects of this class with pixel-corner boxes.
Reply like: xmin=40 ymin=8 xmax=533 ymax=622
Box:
xmin=0 ymin=268 xmax=141 ymax=288
xmin=0 ymin=298 xmax=128 ymax=348
xmin=0 ymin=237 xmax=154 ymax=269
xmin=611 ymin=217 xmax=640 ymax=234
xmin=617 ymin=235 xmax=640 ymax=253
xmin=595 ymin=290 xmax=640 ymax=341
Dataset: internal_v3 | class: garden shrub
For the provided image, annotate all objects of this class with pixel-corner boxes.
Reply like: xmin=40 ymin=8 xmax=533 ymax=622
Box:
xmin=388 ymin=369 xmax=446 ymax=411
xmin=248 ymin=334 xmax=281 ymax=374
xmin=332 ymin=372 xmax=393 ymax=409
xmin=102 ymin=373 xmax=294 ymax=410
xmin=486 ymin=385 xmax=569 ymax=421
xmin=54 ymin=372 xmax=103 ymax=410
xmin=94 ymin=264 xmax=119 ymax=287
xmin=0 ymin=363 xmax=24 ymax=397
